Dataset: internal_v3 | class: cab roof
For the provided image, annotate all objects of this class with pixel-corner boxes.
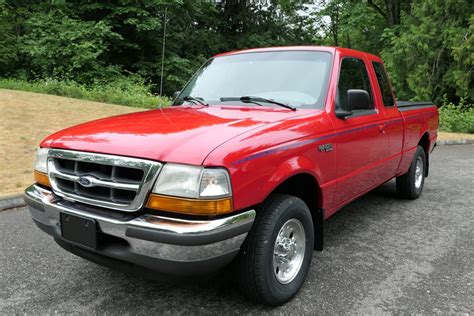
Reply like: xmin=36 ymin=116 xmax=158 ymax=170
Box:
xmin=212 ymin=46 xmax=381 ymax=62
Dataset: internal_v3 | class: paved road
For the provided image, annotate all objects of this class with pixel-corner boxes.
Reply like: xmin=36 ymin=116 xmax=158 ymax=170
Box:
xmin=1 ymin=145 xmax=473 ymax=314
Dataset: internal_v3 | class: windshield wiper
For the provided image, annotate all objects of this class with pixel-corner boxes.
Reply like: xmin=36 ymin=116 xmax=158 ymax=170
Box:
xmin=220 ymin=96 xmax=263 ymax=107
xmin=220 ymin=96 xmax=296 ymax=111
xmin=183 ymin=96 xmax=208 ymax=106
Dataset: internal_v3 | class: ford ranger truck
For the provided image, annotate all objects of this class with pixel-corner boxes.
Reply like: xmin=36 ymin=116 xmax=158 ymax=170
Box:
xmin=24 ymin=46 xmax=438 ymax=305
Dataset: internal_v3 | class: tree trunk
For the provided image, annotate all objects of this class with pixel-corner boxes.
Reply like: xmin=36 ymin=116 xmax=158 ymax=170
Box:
xmin=367 ymin=0 xmax=407 ymax=26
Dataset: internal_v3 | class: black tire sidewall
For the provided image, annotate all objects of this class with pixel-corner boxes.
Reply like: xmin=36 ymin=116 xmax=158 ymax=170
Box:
xmin=258 ymin=197 xmax=314 ymax=303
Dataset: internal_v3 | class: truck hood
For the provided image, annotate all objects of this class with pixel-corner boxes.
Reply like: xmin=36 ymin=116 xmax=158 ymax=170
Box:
xmin=41 ymin=105 xmax=304 ymax=165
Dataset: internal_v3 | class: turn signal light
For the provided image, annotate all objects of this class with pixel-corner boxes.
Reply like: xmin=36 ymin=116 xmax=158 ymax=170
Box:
xmin=34 ymin=170 xmax=51 ymax=188
xmin=146 ymin=194 xmax=233 ymax=215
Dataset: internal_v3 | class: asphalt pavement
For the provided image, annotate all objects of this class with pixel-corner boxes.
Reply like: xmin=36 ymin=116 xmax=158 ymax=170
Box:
xmin=1 ymin=144 xmax=473 ymax=314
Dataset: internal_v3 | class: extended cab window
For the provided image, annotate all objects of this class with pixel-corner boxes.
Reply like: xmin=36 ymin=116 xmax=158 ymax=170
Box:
xmin=336 ymin=58 xmax=374 ymax=111
xmin=372 ymin=62 xmax=395 ymax=107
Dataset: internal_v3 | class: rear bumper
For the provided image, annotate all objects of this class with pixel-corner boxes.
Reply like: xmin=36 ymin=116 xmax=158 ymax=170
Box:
xmin=24 ymin=184 xmax=255 ymax=276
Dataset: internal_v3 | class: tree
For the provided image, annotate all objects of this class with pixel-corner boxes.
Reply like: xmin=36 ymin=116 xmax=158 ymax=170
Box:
xmin=381 ymin=0 xmax=473 ymax=103
xmin=317 ymin=0 xmax=386 ymax=54
xmin=0 ymin=0 xmax=471 ymax=103
xmin=366 ymin=0 xmax=411 ymax=26
xmin=20 ymin=11 xmax=120 ymax=82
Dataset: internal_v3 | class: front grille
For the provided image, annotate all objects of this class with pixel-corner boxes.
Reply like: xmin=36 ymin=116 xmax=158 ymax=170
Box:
xmin=54 ymin=158 xmax=143 ymax=204
xmin=47 ymin=149 xmax=162 ymax=212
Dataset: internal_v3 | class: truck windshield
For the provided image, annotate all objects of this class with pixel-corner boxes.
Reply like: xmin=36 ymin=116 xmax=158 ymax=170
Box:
xmin=174 ymin=51 xmax=332 ymax=109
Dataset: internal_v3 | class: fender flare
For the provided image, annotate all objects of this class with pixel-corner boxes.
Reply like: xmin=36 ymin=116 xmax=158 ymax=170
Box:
xmin=260 ymin=156 xmax=325 ymax=251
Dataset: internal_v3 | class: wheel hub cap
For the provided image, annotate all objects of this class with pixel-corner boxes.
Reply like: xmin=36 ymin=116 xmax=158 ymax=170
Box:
xmin=415 ymin=156 xmax=423 ymax=189
xmin=273 ymin=218 xmax=305 ymax=284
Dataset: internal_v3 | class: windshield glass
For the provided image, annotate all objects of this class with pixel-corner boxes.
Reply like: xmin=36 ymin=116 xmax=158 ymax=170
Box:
xmin=174 ymin=51 xmax=332 ymax=109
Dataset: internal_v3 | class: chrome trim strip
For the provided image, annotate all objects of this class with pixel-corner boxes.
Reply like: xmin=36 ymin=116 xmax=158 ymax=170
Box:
xmin=131 ymin=211 xmax=256 ymax=235
xmin=47 ymin=149 xmax=162 ymax=212
xmin=49 ymin=171 xmax=140 ymax=191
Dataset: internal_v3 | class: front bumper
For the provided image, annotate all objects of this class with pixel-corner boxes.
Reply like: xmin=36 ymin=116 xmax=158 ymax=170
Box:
xmin=24 ymin=184 xmax=255 ymax=276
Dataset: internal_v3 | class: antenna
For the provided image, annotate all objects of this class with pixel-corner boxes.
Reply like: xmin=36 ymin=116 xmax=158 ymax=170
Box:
xmin=159 ymin=6 xmax=168 ymax=99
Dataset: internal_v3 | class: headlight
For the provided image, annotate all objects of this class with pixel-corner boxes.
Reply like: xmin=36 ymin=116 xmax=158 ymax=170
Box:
xmin=148 ymin=163 xmax=233 ymax=215
xmin=152 ymin=163 xmax=231 ymax=199
xmin=152 ymin=164 xmax=202 ymax=198
xmin=34 ymin=148 xmax=49 ymax=173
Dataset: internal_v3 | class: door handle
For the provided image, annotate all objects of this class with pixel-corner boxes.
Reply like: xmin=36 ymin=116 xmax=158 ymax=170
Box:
xmin=378 ymin=123 xmax=387 ymax=133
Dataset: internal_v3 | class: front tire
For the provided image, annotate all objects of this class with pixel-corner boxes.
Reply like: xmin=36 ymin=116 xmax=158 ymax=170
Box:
xmin=237 ymin=194 xmax=314 ymax=305
xmin=396 ymin=145 xmax=426 ymax=199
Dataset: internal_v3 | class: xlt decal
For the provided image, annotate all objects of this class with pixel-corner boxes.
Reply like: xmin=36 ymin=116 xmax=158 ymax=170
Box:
xmin=318 ymin=144 xmax=333 ymax=152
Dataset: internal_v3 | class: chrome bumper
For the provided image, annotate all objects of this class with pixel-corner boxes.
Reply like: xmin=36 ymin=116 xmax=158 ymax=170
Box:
xmin=24 ymin=184 xmax=255 ymax=275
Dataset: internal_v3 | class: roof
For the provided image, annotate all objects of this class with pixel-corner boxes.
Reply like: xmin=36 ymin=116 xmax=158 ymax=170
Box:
xmin=212 ymin=46 xmax=381 ymax=61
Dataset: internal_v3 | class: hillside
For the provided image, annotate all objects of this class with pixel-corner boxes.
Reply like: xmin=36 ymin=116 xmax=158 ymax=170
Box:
xmin=0 ymin=89 xmax=142 ymax=196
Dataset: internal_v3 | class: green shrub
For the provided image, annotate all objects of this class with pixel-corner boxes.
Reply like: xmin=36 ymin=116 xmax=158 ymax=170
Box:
xmin=439 ymin=98 xmax=474 ymax=133
xmin=89 ymin=76 xmax=169 ymax=108
xmin=0 ymin=77 xmax=170 ymax=108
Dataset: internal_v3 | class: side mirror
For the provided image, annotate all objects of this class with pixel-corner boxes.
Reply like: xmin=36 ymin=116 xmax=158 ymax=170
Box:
xmin=172 ymin=91 xmax=180 ymax=99
xmin=335 ymin=109 xmax=353 ymax=119
xmin=347 ymin=89 xmax=370 ymax=110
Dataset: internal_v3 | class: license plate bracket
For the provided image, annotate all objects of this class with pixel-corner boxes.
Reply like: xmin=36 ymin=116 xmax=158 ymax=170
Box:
xmin=60 ymin=212 xmax=97 ymax=250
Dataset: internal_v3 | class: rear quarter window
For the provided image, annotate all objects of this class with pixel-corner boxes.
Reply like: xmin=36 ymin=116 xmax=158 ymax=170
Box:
xmin=372 ymin=62 xmax=395 ymax=107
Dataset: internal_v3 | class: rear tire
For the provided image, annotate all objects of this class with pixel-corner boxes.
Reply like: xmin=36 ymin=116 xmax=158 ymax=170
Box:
xmin=237 ymin=194 xmax=314 ymax=306
xmin=396 ymin=145 xmax=426 ymax=199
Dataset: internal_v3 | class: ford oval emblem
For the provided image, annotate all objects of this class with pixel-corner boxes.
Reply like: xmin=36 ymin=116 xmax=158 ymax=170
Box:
xmin=78 ymin=176 xmax=94 ymax=187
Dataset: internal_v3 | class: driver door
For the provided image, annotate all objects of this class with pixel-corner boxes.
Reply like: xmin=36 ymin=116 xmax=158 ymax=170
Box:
xmin=331 ymin=57 xmax=388 ymax=208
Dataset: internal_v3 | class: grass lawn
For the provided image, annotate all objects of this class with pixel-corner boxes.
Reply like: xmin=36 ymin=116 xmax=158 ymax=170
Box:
xmin=0 ymin=89 xmax=472 ymax=197
xmin=0 ymin=89 xmax=142 ymax=196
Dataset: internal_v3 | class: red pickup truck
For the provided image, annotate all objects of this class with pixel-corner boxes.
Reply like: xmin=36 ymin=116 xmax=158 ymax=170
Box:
xmin=25 ymin=46 xmax=438 ymax=305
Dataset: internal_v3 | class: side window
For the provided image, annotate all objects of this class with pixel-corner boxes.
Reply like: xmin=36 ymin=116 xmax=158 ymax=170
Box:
xmin=372 ymin=62 xmax=395 ymax=107
xmin=336 ymin=58 xmax=374 ymax=111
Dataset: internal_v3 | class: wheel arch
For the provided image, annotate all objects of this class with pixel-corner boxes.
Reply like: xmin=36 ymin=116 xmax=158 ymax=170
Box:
xmin=267 ymin=173 xmax=324 ymax=251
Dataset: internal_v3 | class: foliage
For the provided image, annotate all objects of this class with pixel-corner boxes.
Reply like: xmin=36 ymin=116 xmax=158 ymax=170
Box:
xmin=0 ymin=0 xmax=471 ymax=119
xmin=0 ymin=77 xmax=170 ymax=108
xmin=20 ymin=11 xmax=120 ymax=83
xmin=0 ymin=0 xmax=315 ymax=96
xmin=317 ymin=0 xmax=386 ymax=53
xmin=438 ymin=97 xmax=474 ymax=133
xmin=310 ymin=0 xmax=472 ymax=106
xmin=381 ymin=0 xmax=473 ymax=104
